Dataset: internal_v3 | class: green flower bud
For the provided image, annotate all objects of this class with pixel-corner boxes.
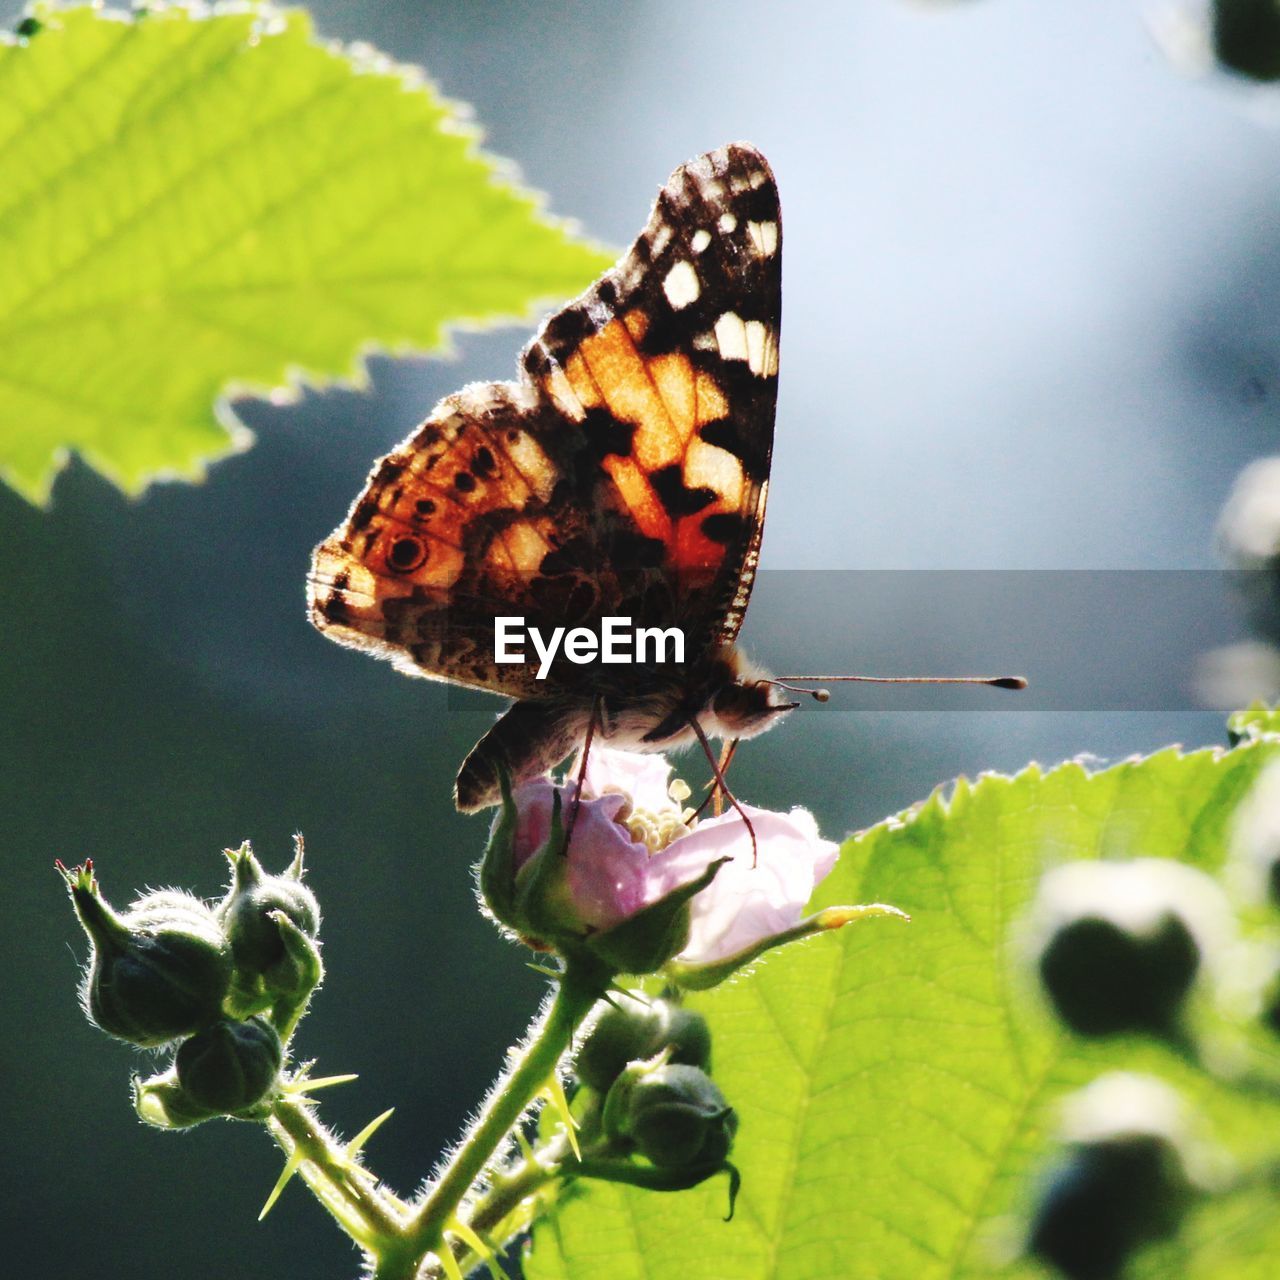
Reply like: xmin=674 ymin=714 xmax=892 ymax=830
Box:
xmin=124 ymin=889 xmax=225 ymax=933
xmin=576 ymin=995 xmax=711 ymax=1093
xmin=1029 ymin=861 xmax=1225 ymax=1041
xmin=62 ymin=863 xmax=231 ymax=1047
xmin=1038 ymin=913 xmax=1200 ymax=1038
xmin=176 ymin=1016 xmax=283 ymax=1115
xmin=1029 ymin=1134 xmax=1192 ymax=1278
xmin=604 ymin=1061 xmax=737 ymax=1170
xmin=1027 ymin=1073 xmax=1202 ymax=1279
xmin=217 ymin=839 xmax=320 ymax=997
xmin=134 ymin=1068 xmax=220 ymax=1130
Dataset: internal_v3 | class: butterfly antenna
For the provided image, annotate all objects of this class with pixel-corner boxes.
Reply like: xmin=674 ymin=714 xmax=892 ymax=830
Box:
xmin=767 ymin=679 xmax=830 ymax=702
xmin=687 ymin=719 xmax=758 ymax=866
xmin=771 ymin=673 xmax=1028 ymax=700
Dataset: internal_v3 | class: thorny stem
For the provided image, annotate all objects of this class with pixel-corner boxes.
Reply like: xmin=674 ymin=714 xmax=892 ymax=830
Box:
xmin=403 ymin=967 xmax=605 ymax=1263
xmin=413 ymin=1138 xmax=574 ymax=1280
xmin=268 ymin=1097 xmax=408 ymax=1250
xmin=268 ymin=969 xmax=604 ymax=1279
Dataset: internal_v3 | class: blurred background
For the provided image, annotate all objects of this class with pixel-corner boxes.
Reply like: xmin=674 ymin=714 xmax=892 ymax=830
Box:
xmin=5 ymin=0 xmax=1280 ymax=1276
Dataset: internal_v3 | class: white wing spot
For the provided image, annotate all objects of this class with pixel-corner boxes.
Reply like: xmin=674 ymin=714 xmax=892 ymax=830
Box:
xmin=691 ymin=228 xmax=711 ymax=254
xmin=650 ymin=224 xmax=673 ymax=257
xmin=718 ymin=212 xmax=738 ymax=234
xmin=663 ymin=260 xmax=701 ymax=310
xmin=544 ymin=366 xmax=586 ymax=421
xmin=747 ymin=220 xmax=778 ymax=257
xmin=749 ymin=169 xmax=767 ymax=190
xmin=714 ymin=311 xmax=749 ymax=362
xmin=619 ymin=256 xmax=643 ymax=291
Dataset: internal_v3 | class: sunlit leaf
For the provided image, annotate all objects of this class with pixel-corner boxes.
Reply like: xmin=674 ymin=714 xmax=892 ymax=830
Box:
xmin=0 ymin=3 xmax=610 ymax=504
xmin=528 ymin=741 xmax=1280 ymax=1278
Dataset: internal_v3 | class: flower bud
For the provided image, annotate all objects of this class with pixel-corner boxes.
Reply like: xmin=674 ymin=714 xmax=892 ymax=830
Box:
xmin=1027 ymin=861 xmax=1226 ymax=1040
xmin=478 ymin=764 xmax=726 ymax=975
xmin=1027 ymin=1075 xmax=1199 ymax=1278
xmin=134 ymin=1068 xmax=220 ymax=1130
xmin=176 ymin=1015 xmax=283 ymax=1115
xmin=62 ymin=863 xmax=231 ymax=1047
xmin=576 ymin=995 xmax=711 ymax=1094
xmin=1038 ymin=913 xmax=1199 ymax=1038
xmin=1029 ymin=1133 xmax=1192 ymax=1278
xmin=1213 ymin=0 xmax=1280 ymax=82
xmin=217 ymin=840 xmax=320 ymax=998
xmin=604 ymin=1061 xmax=737 ymax=1170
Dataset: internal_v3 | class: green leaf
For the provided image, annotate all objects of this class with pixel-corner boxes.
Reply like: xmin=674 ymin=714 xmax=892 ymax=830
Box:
xmin=0 ymin=3 xmax=611 ymax=504
xmin=527 ymin=741 xmax=1280 ymax=1278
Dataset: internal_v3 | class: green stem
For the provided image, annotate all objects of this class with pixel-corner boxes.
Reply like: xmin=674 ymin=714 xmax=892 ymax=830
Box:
xmin=268 ymin=1097 xmax=407 ymax=1248
xmin=406 ymin=1154 xmax=565 ymax=1280
xmin=405 ymin=967 xmax=604 ymax=1260
xmin=421 ymin=1145 xmax=571 ymax=1279
xmin=469 ymin=1136 xmax=570 ymax=1237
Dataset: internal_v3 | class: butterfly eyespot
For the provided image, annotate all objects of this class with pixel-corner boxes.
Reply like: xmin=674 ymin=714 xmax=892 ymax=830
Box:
xmin=415 ymin=498 xmax=436 ymax=517
xmin=387 ymin=536 xmax=428 ymax=573
xmin=454 ymin=472 xmax=478 ymax=493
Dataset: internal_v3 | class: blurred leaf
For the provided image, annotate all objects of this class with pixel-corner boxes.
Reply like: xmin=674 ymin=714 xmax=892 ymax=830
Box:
xmin=0 ymin=3 xmax=611 ymax=504
xmin=527 ymin=741 xmax=1280 ymax=1278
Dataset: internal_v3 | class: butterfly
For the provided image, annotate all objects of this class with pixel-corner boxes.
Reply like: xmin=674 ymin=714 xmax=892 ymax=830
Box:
xmin=308 ymin=143 xmax=795 ymax=812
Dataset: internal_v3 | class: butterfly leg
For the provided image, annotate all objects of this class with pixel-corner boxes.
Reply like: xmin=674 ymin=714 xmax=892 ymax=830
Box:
xmin=686 ymin=719 xmax=758 ymax=866
xmin=564 ymin=693 xmax=603 ymax=855
xmin=686 ymin=737 xmax=740 ymax=824
xmin=712 ymin=738 xmax=739 ymax=818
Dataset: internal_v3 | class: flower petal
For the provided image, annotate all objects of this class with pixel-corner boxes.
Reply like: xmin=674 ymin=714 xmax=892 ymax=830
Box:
xmin=648 ymin=806 xmax=839 ymax=966
xmin=579 ymin=746 xmax=674 ymax=811
xmin=511 ymin=779 xmax=653 ymax=932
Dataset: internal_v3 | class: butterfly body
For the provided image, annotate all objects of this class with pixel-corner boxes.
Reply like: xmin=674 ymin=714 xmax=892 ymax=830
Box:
xmin=309 ymin=143 xmax=789 ymax=810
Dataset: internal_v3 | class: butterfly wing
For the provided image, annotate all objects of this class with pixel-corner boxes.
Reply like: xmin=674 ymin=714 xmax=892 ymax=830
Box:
xmin=308 ymin=142 xmax=781 ymax=704
xmin=522 ymin=141 xmax=781 ymax=656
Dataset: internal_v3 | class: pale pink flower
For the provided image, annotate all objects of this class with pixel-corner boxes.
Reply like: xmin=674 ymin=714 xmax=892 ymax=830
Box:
xmin=511 ymin=747 xmax=839 ymax=968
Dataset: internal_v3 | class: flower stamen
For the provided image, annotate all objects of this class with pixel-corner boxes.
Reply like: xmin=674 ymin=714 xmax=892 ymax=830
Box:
xmin=623 ymin=776 xmax=698 ymax=854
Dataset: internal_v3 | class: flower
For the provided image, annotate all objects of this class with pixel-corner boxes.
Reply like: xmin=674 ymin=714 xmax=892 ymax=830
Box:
xmin=486 ymin=747 xmax=900 ymax=983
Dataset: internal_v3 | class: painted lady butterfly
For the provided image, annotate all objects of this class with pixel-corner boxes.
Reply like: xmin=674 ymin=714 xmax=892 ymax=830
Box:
xmin=308 ymin=143 xmax=793 ymax=811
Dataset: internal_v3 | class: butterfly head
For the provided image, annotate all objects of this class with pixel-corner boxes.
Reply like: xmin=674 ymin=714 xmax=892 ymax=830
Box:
xmin=701 ymin=649 xmax=797 ymax=741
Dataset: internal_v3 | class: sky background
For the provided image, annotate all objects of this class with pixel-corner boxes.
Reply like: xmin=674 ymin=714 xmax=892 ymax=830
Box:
xmin=6 ymin=1 xmax=1280 ymax=1277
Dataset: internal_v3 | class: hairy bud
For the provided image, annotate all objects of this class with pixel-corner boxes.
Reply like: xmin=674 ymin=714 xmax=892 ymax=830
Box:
xmin=576 ymin=994 xmax=711 ymax=1093
xmin=218 ymin=839 xmax=320 ymax=1001
xmin=62 ymin=863 xmax=231 ymax=1047
xmin=175 ymin=1015 xmax=283 ymax=1115
xmin=604 ymin=1061 xmax=737 ymax=1170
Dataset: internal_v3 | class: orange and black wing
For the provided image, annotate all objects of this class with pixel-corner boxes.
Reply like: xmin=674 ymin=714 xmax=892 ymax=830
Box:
xmin=522 ymin=141 xmax=781 ymax=657
xmin=308 ymin=142 xmax=781 ymax=695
